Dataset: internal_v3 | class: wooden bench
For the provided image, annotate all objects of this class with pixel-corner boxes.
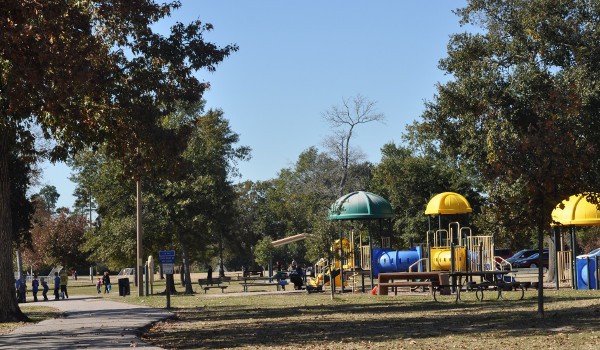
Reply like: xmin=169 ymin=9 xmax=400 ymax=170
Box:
xmin=197 ymin=278 xmax=229 ymax=293
xmin=242 ymin=282 xmax=285 ymax=292
xmin=378 ymin=281 xmax=435 ymax=295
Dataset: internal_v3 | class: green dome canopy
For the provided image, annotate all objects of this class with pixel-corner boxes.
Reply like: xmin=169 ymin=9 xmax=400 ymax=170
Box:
xmin=328 ymin=191 xmax=394 ymax=220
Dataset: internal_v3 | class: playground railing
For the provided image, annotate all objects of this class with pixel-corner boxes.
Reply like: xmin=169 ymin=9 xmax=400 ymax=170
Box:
xmin=494 ymin=256 xmax=512 ymax=271
xmin=408 ymin=258 xmax=428 ymax=272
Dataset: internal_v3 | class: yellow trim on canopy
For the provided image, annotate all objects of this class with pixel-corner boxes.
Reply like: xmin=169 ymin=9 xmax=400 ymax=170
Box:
xmin=551 ymin=194 xmax=600 ymax=227
xmin=425 ymin=192 xmax=472 ymax=215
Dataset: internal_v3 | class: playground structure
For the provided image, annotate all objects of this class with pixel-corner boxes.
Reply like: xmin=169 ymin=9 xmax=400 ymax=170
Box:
xmin=306 ymin=190 xmax=600 ymax=294
xmin=370 ymin=192 xmax=500 ymax=276
xmin=552 ymin=193 xmax=600 ymax=290
xmin=308 ymin=191 xmax=507 ymax=294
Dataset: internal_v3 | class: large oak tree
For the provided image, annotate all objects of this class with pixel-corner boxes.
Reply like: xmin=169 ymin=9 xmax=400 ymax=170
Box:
xmin=0 ymin=0 xmax=235 ymax=321
xmin=417 ymin=0 xmax=600 ymax=317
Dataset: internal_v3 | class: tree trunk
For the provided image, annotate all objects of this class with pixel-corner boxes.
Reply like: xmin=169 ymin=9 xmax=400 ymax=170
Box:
xmin=537 ymin=222 xmax=545 ymax=318
xmin=136 ymin=180 xmax=144 ymax=296
xmin=181 ymin=246 xmax=193 ymax=294
xmin=0 ymin=130 xmax=26 ymax=322
xmin=179 ymin=264 xmax=185 ymax=286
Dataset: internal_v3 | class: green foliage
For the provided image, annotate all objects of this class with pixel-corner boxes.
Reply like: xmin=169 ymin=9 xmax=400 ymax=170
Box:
xmin=417 ymin=0 xmax=600 ymax=249
xmin=72 ymin=108 xmax=249 ymax=271
xmin=1 ymin=0 xmax=237 ymax=321
xmin=371 ymin=142 xmax=483 ymax=247
xmin=38 ymin=185 xmax=60 ymax=212
xmin=253 ymin=236 xmax=274 ymax=267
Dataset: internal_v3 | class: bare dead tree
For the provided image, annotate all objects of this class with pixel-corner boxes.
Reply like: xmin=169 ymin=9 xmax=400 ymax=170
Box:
xmin=322 ymin=94 xmax=385 ymax=196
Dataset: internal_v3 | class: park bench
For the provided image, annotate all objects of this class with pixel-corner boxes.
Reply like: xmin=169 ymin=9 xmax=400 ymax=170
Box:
xmin=197 ymin=278 xmax=228 ymax=293
xmin=242 ymin=282 xmax=284 ymax=292
xmin=378 ymin=281 xmax=435 ymax=295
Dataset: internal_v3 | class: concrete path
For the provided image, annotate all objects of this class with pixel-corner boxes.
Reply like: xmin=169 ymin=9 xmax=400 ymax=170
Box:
xmin=0 ymin=295 xmax=171 ymax=349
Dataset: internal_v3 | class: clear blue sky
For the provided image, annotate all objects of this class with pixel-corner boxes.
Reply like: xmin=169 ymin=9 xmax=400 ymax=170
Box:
xmin=36 ymin=0 xmax=470 ymax=209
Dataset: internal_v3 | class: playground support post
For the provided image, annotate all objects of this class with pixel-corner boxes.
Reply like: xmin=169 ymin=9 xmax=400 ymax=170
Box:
xmin=368 ymin=221 xmax=374 ymax=291
xmin=339 ymin=230 xmax=344 ymax=294
xmin=554 ymin=227 xmax=560 ymax=290
xmin=427 ymin=216 xmax=432 ymax=272
xmin=450 ymin=242 xmax=456 ymax=291
xmin=571 ymin=226 xmax=577 ymax=289
xmin=596 ymin=256 xmax=599 ymax=290
xmin=586 ymin=257 xmax=592 ymax=290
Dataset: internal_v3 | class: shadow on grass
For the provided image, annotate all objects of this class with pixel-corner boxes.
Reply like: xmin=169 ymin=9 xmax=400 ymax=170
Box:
xmin=144 ymin=293 xmax=600 ymax=349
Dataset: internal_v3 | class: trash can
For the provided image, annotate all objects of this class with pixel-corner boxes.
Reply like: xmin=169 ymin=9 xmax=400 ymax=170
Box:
xmin=118 ymin=278 xmax=130 ymax=296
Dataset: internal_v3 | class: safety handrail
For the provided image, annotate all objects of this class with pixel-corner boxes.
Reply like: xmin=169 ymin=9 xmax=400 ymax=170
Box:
xmin=408 ymin=258 xmax=429 ymax=272
xmin=494 ymin=256 xmax=512 ymax=271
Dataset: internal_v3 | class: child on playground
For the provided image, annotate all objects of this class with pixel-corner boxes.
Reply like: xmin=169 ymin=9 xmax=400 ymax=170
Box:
xmin=96 ymin=277 xmax=102 ymax=294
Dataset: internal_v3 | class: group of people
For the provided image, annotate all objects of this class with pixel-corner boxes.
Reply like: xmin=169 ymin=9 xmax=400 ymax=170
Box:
xmin=15 ymin=270 xmax=70 ymax=303
xmin=96 ymin=271 xmax=112 ymax=294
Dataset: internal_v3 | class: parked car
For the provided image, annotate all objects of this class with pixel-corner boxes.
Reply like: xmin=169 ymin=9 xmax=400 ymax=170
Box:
xmin=512 ymin=250 xmax=549 ymax=269
xmin=500 ymin=249 xmax=539 ymax=269
xmin=576 ymin=247 xmax=600 ymax=259
xmin=494 ymin=248 xmax=513 ymax=260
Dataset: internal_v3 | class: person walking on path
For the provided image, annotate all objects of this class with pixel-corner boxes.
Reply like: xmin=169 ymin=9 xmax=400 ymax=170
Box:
xmin=96 ymin=277 xmax=102 ymax=294
xmin=31 ymin=275 xmax=39 ymax=302
xmin=102 ymin=271 xmax=111 ymax=294
xmin=53 ymin=272 xmax=60 ymax=300
xmin=59 ymin=270 xmax=69 ymax=299
xmin=40 ymin=277 xmax=49 ymax=301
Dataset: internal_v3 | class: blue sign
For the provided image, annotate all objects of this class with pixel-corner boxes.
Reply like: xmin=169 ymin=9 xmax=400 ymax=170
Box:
xmin=158 ymin=250 xmax=175 ymax=264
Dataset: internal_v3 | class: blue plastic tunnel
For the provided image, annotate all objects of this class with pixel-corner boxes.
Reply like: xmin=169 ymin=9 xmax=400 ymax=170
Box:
xmin=377 ymin=246 xmax=423 ymax=273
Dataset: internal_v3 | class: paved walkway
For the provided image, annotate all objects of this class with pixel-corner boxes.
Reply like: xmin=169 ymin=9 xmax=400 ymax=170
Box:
xmin=0 ymin=295 xmax=171 ymax=349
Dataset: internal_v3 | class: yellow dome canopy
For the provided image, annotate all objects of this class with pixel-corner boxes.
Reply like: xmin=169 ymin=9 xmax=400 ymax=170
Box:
xmin=425 ymin=192 xmax=472 ymax=215
xmin=551 ymin=194 xmax=600 ymax=226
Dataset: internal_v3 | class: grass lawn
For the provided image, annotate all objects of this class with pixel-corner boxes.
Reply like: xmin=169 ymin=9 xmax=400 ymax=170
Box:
xmin=133 ymin=288 xmax=600 ymax=349
xmin=63 ymin=276 xmax=600 ymax=349
xmin=0 ymin=305 xmax=62 ymax=335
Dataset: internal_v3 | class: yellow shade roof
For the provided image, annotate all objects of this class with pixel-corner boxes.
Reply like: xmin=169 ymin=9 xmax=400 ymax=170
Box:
xmin=551 ymin=194 xmax=600 ymax=226
xmin=425 ymin=192 xmax=472 ymax=215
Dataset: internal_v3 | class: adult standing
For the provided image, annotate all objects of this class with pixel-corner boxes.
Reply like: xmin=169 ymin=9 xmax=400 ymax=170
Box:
xmin=53 ymin=272 xmax=60 ymax=300
xmin=207 ymin=266 xmax=213 ymax=286
xmin=31 ymin=275 xmax=39 ymax=302
xmin=59 ymin=270 xmax=69 ymax=299
xmin=102 ymin=271 xmax=111 ymax=294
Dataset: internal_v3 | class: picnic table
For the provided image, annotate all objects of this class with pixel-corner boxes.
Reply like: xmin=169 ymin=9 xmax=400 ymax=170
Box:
xmin=241 ymin=276 xmax=286 ymax=292
xmin=450 ymin=270 xmax=524 ymax=301
xmin=377 ymin=272 xmax=450 ymax=300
